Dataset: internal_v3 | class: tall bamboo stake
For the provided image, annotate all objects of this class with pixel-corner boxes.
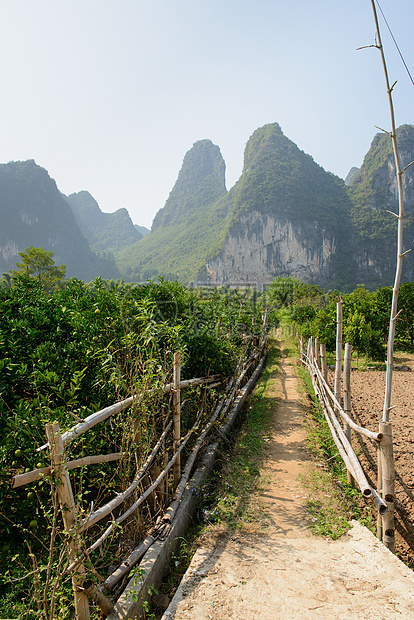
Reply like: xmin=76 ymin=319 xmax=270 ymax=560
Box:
xmin=314 ymin=336 xmax=319 ymax=367
xmin=343 ymin=342 xmax=354 ymax=487
xmin=368 ymin=1 xmax=406 ymax=426
xmin=334 ymin=298 xmax=343 ymax=415
xmin=368 ymin=0 xmax=405 ymax=552
xmin=320 ymin=342 xmax=328 ymax=382
xmin=45 ymin=422 xmax=90 ymax=620
xmin=173 ymin=352 xmax=181 ymax=488
xmin=379 ymin=421 xmax=395 ymax=551
xmin=377 ymin=447 xmax=383 ymax=540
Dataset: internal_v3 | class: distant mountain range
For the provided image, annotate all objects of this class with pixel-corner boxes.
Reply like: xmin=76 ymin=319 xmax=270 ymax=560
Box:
xmin=1 ymin=123 xmax=414 ymax=290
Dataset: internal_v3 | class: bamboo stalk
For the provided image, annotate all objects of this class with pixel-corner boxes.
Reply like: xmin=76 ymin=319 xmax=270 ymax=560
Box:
xmin=377 ymin=447 xmax=383 ymax=540
xmin=12 ymin=453 xmax=123 ymax=488
xmin=368 ymin=1 xmax=405 ymax=426
xmin=85 ymin=427 xmax=194 ymax=554
xmin=102 ymin=352 xmax=266 ymax=592
xmin=343 ymin=343 xmax=354 ymax=487
xmin=101 ymin=351 xmax=266 ymax=592
xmin=310 ymin=359 xmax=382 ymax=442
xmin=316 ymin=380 xmax=372 ymax=497
xmin=173 ymin=351 xmax=181 ymax=488
xmin=379 ymin=421 xmax=395 ymax=551
xmin=81 ymin=580 xmax=116 ymax=616
xmin=37 ymin=376 xmax=219 ymax=451
xmin=76 ymin=423 xmax=172 ymax=533
xmin=314 ymin=337 xmax=319 ymax=366
xmin=45 ymin=423 xmax=90 ymax=620
xmin=334 ymin=298 xmax=343 ymax=414
xmin=320 ymin=342 xmax=328 ymax=382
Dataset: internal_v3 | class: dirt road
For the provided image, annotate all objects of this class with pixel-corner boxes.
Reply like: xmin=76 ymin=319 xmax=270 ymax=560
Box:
xmin=162 ymin=339 xmax=414 ymax=619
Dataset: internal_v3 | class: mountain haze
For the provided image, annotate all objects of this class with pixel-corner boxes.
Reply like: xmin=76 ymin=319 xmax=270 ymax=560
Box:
xmin=0 ymin=160 xmax=119 ymax=280
xmin=65 ymin=190 xmax=142 ymax=255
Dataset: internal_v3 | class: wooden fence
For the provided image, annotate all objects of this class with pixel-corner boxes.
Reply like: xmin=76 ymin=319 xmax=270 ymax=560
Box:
xmin=300 ymin=299 xmax=395 ymax=553
xmin=12 ymin=322 xmax=267 ymax=619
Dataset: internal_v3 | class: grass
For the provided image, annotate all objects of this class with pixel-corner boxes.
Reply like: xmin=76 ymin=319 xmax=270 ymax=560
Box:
xmin=200 ymin=330 xmax=280 ymax=530
xmin=292 ymin=334 xmax=377 ymax=538
xmin=150 ymin=331 xmax=281 ymax=615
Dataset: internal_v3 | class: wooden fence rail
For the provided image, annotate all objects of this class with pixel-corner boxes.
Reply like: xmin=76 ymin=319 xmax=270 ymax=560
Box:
xmin=302 ymin=330 xmax=395 ymax=551
xmin=12 ymin=327 xmax=267 ymax=619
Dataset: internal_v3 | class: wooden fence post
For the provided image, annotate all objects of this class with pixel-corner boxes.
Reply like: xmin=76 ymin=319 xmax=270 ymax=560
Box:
xmin=173 ymin=352 xmax=181 ymax=488
xmin=379 ymin=421 xmax=395 ymax=552
xmin=45 ymin=422 xmax=90 ymax=620
xmin=299 ymin=337 xmax=304 ymax=365
xmin=320 ymin=343 xmax=328 ymax=382
xmin=377 ymin=448 xmax=383 ymax=540
xmin=334 ymin=298 xmax=343 ymax=415
xmin=314 ymin=337 xmax=319 ymax=367
xmin=343 ymin=343 xmax=354 ymax=487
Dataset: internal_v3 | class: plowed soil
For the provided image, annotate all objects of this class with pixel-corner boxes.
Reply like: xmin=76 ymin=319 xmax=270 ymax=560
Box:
xmin=343 ymin=363 xmax=414 ymax=566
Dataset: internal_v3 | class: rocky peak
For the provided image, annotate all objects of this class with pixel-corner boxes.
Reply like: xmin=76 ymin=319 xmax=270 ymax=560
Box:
xmin=151 ymin=139 xmax=227 ymax=231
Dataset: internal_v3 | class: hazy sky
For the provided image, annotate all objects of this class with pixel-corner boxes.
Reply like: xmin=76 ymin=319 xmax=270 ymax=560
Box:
xmin=1 ymin=1 xmax=413 ymax=229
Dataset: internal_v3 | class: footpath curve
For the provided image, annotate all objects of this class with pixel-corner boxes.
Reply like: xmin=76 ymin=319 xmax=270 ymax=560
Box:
xmin=162 ymin=336 xmax=414 ymax=620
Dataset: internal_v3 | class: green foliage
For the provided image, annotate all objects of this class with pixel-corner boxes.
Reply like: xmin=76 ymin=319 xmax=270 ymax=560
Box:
xmin=0 ymin=276 xmax=263 ymax=617
xmin=10 ymin=246 xmax=66 ymax=291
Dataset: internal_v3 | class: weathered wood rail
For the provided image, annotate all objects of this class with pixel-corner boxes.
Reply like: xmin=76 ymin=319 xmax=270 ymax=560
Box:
xmin=302 ymin=299 xmax=396 ymax=554
xmin=12 ymin=319 xmax=268 ymax=619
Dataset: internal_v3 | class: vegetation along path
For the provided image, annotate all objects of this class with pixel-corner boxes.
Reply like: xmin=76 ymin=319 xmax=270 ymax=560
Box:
xmin=162 ymin=332 xmax=414 ymax=620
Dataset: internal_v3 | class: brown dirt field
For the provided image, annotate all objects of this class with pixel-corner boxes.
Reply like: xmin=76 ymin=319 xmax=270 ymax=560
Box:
xmin=334 ymin=364 xmax=414 ymax=566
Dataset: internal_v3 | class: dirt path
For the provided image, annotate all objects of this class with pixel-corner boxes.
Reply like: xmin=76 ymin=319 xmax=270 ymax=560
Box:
xmin=162 ymin=339 xmax=414 ymax=619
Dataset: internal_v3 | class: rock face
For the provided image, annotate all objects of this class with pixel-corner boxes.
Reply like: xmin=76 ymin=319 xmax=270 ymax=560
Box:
xmin=348 ymin=124 xmax=414 ymax=289
xmin=204 ymin=124 xmax=354 ymax=290
xmin=205 ymin=212 xmax=337 ymax=286
xmin=0 ymin=160 xmax=119 ymax=280
xmin=65 ymin=190 xmax=142 ymax=254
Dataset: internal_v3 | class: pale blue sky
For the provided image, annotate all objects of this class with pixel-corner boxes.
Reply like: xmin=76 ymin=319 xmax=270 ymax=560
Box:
xmin=1 ymin=1 xmax=413 ymax=228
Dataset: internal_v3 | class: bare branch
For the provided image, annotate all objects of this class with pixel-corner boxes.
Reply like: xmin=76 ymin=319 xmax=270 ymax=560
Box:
xmin=402 ymin=161 xmax=414 ymax=173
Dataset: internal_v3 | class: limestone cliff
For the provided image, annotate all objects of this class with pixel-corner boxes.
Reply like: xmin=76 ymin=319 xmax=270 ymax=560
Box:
xmin=203 ymin=124 xmax=354 ymax=290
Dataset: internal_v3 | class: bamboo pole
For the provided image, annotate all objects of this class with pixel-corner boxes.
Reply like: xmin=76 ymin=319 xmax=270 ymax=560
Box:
xmin=81 ymin=580 xmax=116 ymax=616
xmin=314 ymin=336 xmax=319 ymax=366
xmin=102 ymin=350 xmax=267 ymax=592
xmin=45 ymin=422 xmax=90 ymax=620
xmin=76 ymin=422 xmax=172 ymax=533
xmin=37 ymin=376 xmax=219 ymax=451
xmin=173 ymin=352 xmax=181 ymax=488
xmin=343 ymin=343 xmax=354 ymax=487
xmin=12 ymin=453 xmax=123 ymax=488
xmin=309 ymin=370 xmax=387 ymax=512
xmin=379 ymin=421 xmax=395 ymax=552
xmin=368 ymin=1 xmax=406 ymax=426
xmin=311 ymin=359 xmax=382 ymax=442
xmin=334 ymin=298 xmax=343 ymax=415
xmin=320 ymin=343 xmax=328 ymax=382
xmin=377 ymin=447 xmax=383 ymax=540
xmin=85 ymin=427 xmax=194 ymax=554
